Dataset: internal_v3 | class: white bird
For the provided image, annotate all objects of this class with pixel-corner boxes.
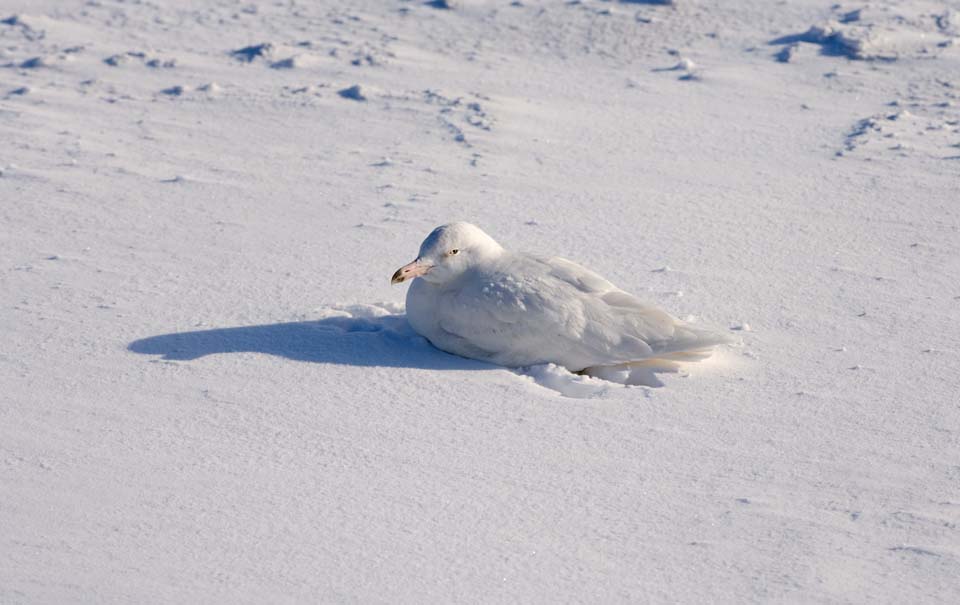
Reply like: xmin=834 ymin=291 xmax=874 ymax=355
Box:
xmin=391 ymin=222 xmax=729 ymax=381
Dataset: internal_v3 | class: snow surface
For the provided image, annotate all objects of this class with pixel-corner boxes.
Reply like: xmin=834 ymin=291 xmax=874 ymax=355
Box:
xmin=2 ymin=0 xmax=959 ymax=602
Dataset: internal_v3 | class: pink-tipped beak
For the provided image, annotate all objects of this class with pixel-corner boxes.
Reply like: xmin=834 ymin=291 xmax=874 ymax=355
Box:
xmin=391 ymin=259 xmax=431 ymax=284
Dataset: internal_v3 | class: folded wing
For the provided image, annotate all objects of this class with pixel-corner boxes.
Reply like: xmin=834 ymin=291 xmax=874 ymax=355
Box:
xmin=432 ymin=254 xmax=728 ymax=370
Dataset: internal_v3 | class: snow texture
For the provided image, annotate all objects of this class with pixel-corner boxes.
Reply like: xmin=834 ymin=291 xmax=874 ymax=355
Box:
xmin=2 ymin=0 xmax=959 ymax=603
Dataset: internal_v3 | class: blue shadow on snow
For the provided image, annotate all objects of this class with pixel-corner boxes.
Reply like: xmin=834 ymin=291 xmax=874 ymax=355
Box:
xmin=128 ymin=313 xmax=492 ymax=371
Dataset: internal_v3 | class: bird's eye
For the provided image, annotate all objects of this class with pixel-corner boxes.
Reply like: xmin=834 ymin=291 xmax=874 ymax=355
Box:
xmin=449 ymin=249 xmax=459 ymax=255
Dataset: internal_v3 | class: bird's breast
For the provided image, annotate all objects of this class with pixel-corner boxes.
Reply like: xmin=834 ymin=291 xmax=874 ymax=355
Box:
xmin=405 ymin=278 xmax=442 ymax=339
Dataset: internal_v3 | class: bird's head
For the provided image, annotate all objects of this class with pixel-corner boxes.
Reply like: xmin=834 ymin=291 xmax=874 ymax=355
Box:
xmin=392 ymin=222 xmax=503 ymax=286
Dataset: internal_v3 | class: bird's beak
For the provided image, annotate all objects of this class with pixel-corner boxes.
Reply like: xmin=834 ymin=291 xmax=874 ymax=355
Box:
xmin=391 ymin=259 xmax=431 ymax=284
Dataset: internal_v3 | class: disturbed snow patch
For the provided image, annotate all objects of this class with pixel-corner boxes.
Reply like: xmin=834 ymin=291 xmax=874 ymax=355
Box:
xmin=840 ymin=101 xmax=960 ymax=160
xmin=104 ymin=51 xmax=176 ymax=68
xmin=230 ymin=42 xmax=276 ymax=63
xmin=520 ymin=356 xmax=708 ymax=398
xmin=520 ymin=364 xmax=612 ymax=399
xmin=771 ymin=4 xmax=959 ymax=61
xmin=653 ymin=56 xmax=702 ymax=81
xmin=338 ymin=84 xmax=368 ymax=101
xmin=228 ymin=34 xmax=396 ymax=70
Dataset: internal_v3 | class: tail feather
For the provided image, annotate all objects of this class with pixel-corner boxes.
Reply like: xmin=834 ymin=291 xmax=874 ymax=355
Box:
xmin=584 ymin=325 xmax=731 ymax=387
xmin=647 ymin=322 xmax=732 ymax=357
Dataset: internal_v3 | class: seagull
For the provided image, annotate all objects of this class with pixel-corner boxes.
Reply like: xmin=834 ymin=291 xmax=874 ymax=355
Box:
xmin=391 ymin=222 xmax=729 ymax=380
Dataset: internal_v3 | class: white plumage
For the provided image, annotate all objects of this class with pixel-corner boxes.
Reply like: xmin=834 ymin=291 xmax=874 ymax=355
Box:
xmin=392 ymin=222 xmax=729 ymax=375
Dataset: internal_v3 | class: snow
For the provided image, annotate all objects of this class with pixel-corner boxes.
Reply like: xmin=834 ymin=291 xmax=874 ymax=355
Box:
xmin=2 ymin=0 xmax=959 ymax=602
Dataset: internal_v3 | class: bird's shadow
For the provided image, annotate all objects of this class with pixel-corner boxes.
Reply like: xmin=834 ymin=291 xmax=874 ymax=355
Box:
xmin=128 ymin=308 xmax=493 ymax=372
xmin=128 ymin=304 xmax=673 ymax=397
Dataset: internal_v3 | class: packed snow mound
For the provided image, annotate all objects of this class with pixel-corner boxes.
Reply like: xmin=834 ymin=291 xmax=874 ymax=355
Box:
xmin=772 ymin=3 xmax=959 ymax=61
